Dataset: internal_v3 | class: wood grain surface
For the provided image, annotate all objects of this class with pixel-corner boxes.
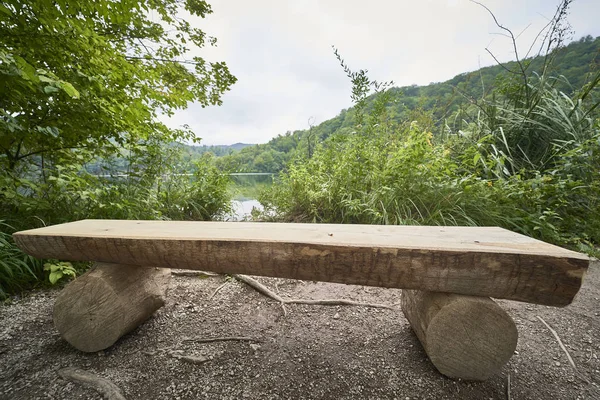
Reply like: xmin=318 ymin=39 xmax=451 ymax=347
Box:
xmin=14 ymin=220 xmax=589 ymax=306
xmin=401 ymin=290 xmax=518 ymax=380
xmin=53 ymin=262 xmax=170 ymax=352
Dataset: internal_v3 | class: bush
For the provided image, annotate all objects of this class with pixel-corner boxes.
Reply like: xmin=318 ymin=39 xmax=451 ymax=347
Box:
xmin=261 ymin=60 xmax=600 ymax=255
xmin=0 ymin=144 xmax=232 ymax=298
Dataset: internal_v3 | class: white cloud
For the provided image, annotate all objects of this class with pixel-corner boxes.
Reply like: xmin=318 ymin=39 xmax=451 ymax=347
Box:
xmin=160 ymin=0 xmax=600 ymax=145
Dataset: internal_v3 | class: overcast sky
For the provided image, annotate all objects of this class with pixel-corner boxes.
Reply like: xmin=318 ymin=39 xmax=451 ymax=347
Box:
xmin=161 ymin=0 xmax=600 ymax=145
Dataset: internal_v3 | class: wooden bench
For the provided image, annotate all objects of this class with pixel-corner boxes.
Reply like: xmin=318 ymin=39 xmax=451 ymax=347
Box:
xmin=13 ymin=219 xmax=589 ymax=381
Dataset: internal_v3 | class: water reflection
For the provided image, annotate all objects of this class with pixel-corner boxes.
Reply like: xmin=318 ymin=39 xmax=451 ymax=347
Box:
xmin=228 ymin=173 xmax=273 ymax=221
xmin=230 ymin=199 xmax=264 ymax=221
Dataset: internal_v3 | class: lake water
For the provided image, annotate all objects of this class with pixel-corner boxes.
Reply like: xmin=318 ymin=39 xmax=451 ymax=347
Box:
xmin=227 ymin=173 xmax=273 ymax=221
xmin=230 ymin=199 xmax=264 ymax=221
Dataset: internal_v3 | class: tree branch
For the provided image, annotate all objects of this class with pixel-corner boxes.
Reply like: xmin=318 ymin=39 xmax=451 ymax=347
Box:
xmin=125 ymin=56 xmax=200 ymax=66
xmin=484 ymin=48 xmax=520 ymax=75
xmin=471 ymin=0 xmax=530 ymax=103
xmin=16 ymin=145 xmax=94 ymax=161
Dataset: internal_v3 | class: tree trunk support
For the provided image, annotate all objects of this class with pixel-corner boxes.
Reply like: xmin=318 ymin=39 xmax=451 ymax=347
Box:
xmin=53 ymin=262 xmax=170 ymax=352
xmin=401 ymin=289 xmax=518 ymax=381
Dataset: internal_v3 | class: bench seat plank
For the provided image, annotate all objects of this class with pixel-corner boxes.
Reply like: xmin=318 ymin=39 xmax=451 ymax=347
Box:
xmin=13 ymin=219 xmax=589 ymax=306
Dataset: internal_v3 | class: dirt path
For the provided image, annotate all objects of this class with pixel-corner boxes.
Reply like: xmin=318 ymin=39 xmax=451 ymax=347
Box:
xmin=1 ymin=261 xmax=599 ymax=400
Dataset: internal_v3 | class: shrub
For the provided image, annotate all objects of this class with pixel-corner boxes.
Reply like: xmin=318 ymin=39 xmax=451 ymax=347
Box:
xmin=261 ymin=55 xmax=600 ymax=255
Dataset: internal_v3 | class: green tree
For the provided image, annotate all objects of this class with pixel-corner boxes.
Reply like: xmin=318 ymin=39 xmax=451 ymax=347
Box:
xmin=0 ymin=0 xmax=236 ymax=172
xmin=0 ymin=0 xmax=237 ymax=295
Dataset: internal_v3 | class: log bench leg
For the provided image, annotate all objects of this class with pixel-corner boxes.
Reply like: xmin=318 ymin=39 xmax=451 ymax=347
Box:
xmin=401 ymin=289 xmax=518 ymax=381
xmin=53 ymin=262 xmax=170 ymax=352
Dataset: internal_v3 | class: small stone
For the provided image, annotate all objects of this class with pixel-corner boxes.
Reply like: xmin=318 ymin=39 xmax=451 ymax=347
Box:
xmin=250 ymin=344 xmax=261 ymax=351
xmin=555 ymin=361 xmax=561 ymax=367
xmin=333 ymin=313 xmax=340 ymax=319
xmin=179 ymin=355 xmax=208 ymax=365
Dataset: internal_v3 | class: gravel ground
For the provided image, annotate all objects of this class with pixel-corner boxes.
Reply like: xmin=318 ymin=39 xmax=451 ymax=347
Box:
xmin=0 ymin=261 xmax=598 ymax=400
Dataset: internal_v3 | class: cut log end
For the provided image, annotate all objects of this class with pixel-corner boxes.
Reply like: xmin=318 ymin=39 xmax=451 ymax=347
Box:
xmin=53 ymin=262 xmax=170 ymax=352
xmin=402 ymin=290 xmax=518 ymax=381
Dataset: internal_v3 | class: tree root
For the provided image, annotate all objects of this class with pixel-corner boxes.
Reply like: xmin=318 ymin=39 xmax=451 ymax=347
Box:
xmin=537 ymin=315 xmax=591 ymax=384
xmin=176 ymin=354 xmax=209 ymax=365
xmin=286 ymin=298 xmax=394 ymax=309
xmin=58 ymin=367 xmax=126 ymax=400
xmin=233 ymin=274 xmax=396 ymax=311
xmin=142 ymin=348 xmax=210 ymax=364
xmin=171 ymin=270 xmax=219 ymax=278
xmin=233 ymin=274 xmax=285 ymax=303
xmin=168 ymin=351 xmax=209 ymax=365
xmin=142 ymin=336 xmax=260 ymax=362
xmin=537 ymin=316 xmax=577 ymax=370
xmin=209 ymin=281 xmax=230 ymax=300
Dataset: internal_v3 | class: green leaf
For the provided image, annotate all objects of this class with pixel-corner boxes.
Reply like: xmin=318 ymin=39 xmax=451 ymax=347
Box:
xmin=49 ymin=271 xmax=63 ymax=285
xmin=14 ymin=56 xmax=38 ymax=82
xmin=0 ymin=4 xmax=12 ymax=16
xmin=58 ymin=82 xmax=80 ymax=99
xmin=44 ymin=85 xmax=60 ymax=94
xmin=64 ymin=269 xmax=77 ymax=278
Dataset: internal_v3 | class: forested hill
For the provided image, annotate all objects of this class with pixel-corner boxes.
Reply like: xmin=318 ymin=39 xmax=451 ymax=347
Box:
xmin=183 ymin=142 xmax=252 ymax=158
xmin=212 ymin=35 xmax=600 ymax=173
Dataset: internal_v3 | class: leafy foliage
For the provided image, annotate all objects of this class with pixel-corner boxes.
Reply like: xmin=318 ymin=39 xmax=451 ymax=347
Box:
xmin=0 ymin=0 xmax=236 ymax=298
xmin=261 ymin=36 xmax=600 ymax=254
xmin=219 ymin=36 xmax=600 ymax=173
xmin=44 ymin=261 xmax=76 ymax=285
xmin=0 ymin=222 xmax=44 ymax=299
xmin=0 ymin=0 xmax=236 ymax=172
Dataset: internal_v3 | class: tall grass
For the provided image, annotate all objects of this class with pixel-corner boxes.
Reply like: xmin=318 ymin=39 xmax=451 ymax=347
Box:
xmin=261 ymin=71 xmax=600 ymax=254
xmin=0 ymin=222 xmax=44 ymax=299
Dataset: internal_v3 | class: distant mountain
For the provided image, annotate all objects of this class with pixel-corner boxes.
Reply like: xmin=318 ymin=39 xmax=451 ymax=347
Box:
xmin=182 ymin=142 xmax=253 ymax=157
xmin=213 ymin=35 xmax=600 ymax=173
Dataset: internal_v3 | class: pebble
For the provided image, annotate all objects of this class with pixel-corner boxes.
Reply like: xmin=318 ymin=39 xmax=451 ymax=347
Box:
xmin=555 ymin=361 xmax=561 ymax=367
xmin=333 ymin=313 xmax=340 ymax=319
